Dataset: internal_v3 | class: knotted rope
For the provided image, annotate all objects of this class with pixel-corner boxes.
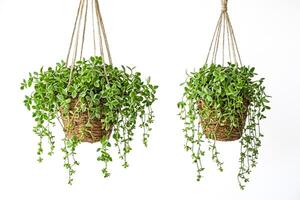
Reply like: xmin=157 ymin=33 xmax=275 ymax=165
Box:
xmin=221 ymin=0 xmax=228 ymax=12
xmin=205 ymin=0 xmax=242 ymax=67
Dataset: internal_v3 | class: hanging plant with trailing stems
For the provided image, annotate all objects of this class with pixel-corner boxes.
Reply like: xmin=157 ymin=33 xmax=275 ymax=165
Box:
xmin=20 ymin=0 xmax=158 ymax=184
xmin=21 ymin=56 xmax=157 ymax=184
xmin=178 ymin=0 xmax=270 ymax=189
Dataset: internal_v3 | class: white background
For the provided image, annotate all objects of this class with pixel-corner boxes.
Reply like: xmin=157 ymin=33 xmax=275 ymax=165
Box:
xmin=0 ymin=0 xmax=300 ymax=199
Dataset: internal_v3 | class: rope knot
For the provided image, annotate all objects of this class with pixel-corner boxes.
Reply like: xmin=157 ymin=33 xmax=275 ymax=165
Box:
xmin=221 ymin=0 xmax=228 ymax=12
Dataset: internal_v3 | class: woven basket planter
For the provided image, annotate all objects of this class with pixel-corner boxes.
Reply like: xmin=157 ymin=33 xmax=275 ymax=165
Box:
xmin=61 ymin=99 xmax=112 ymax=143
xmin=198 ymin=99 xmax=249 ymax=141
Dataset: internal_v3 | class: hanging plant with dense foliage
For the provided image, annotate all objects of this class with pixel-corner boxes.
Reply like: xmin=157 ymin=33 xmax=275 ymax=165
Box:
xmin=178 ymin=0 xmax=270 ymax=189
xmin=178 ymin=63 xmax=270 ymax=189
xmin=21 ymin=0 xmax=158 ymax=184
xmin=21 ymin=56 xmax=157 ymax=184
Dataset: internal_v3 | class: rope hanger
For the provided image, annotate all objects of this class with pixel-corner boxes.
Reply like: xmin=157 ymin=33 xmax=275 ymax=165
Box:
xmin=205 ymin=0 xmax=242 ymax=67
xmin=66 ymin=0 xmax=112 ymax=85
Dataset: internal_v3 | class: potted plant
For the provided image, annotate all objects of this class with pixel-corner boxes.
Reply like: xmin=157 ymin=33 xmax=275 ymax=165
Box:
xmin=21 ymin=56 xmax=158 ymax=184
xmin=178 ymin=0 xmax=270 ymax=189
xmin=178 ymin=63 xmax=270 ymax=189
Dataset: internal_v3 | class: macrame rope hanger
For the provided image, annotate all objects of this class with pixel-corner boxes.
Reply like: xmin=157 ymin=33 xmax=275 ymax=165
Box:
xmin=66 ymin=0 xmax=112 ymax=86
xmin=205 ymin=0 xmax=242 ymax=67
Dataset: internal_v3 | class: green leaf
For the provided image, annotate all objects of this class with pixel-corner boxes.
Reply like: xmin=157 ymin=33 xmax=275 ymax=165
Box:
xmin=206 ymin=95 xmax=213 ymax=102
xmin=94 ymin=80 xmax=100 ymax=88
xmin=71 ymin=91 xmax=77 ymax=98
xmin=65 ymin=98 xmax=71 ymax=104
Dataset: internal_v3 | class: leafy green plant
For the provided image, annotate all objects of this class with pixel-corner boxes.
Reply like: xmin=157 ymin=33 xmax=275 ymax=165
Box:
xmin=21 ymin=56 xmax=158 ymax=184
xmin=178 ymin=63 xmax=270 ymax=189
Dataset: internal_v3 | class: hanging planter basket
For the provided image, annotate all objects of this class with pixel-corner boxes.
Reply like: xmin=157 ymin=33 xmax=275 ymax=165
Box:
xmin=60 ymin=0 xmax=115 ymax=143
xmin=21 ymin=0 xmax=158 ymax=184
xmin=198 ymin=99 xmax=249 ymax=141
xmin=60 ymin=99 xmax=112 ymax=143
xmin=199 ymin=0 xmax=247 ymax=142
xmin=178 ymin=0 xmax=270 ymax=189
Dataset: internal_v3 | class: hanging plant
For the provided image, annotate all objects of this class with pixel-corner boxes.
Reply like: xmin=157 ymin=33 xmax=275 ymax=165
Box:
xmin=178 ymin=0 xmax=270 ymax=189
xmin=21 ymin=0 xmax=157 ymax=184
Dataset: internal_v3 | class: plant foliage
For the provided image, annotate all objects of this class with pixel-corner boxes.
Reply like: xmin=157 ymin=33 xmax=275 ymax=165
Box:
xmin=21 ymin=56 xmax=158 ymax=184
xmin=178 ymin=63 xmax=270 ymax=189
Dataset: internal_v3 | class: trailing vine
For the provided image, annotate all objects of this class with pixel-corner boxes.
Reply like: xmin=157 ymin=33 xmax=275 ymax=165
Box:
xmin=21 ymin=56 xmax=158 ymax=184
xmin=178 ymin=63 xmax=270 ymax=189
